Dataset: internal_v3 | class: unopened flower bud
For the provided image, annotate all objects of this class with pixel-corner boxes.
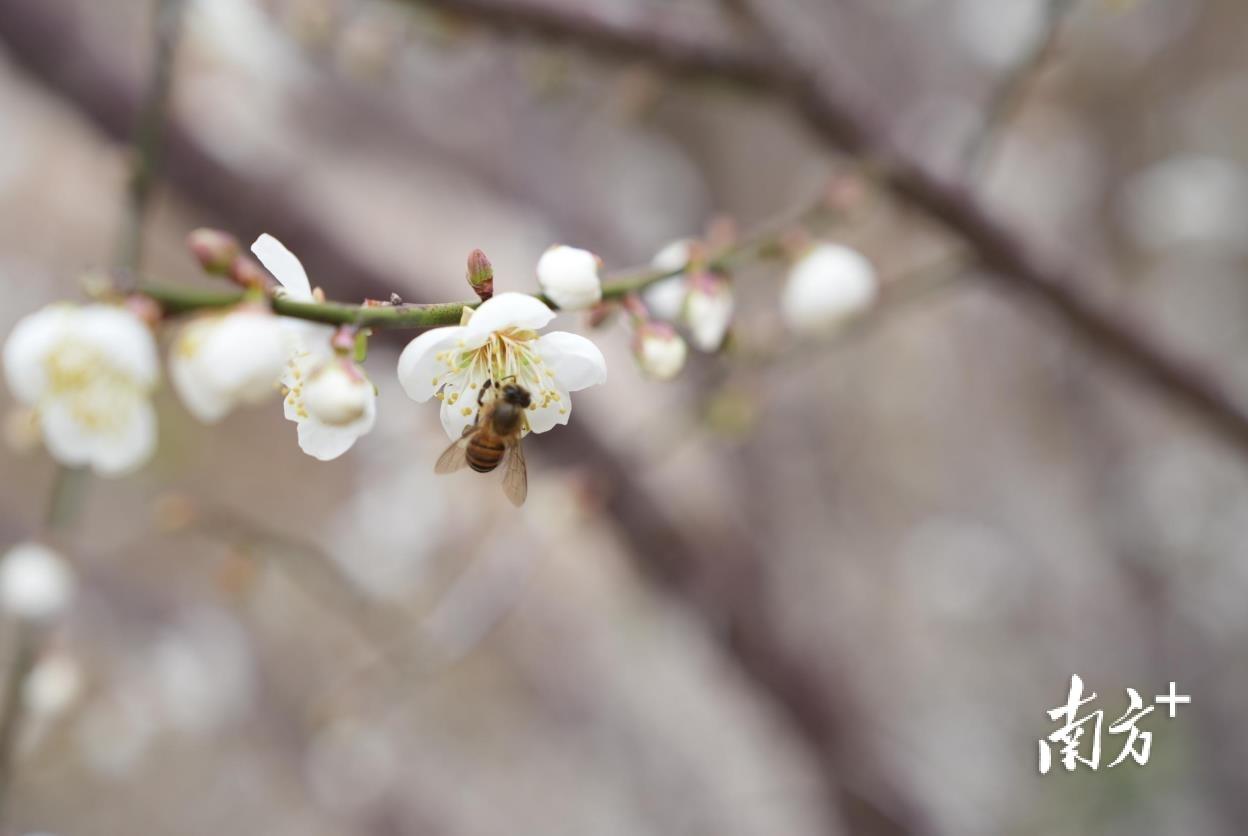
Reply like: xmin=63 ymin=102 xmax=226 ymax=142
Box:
xmin=684 ymin=272 xmax=734 ymax=352
xmin=587 ymin=301 xmax=616 ymax=329
xmin=0 ymin=542 xmax=75 ymax=622
xmin=644 ymin=238 xmax=698 ymax=323
xmin=536 ymin=245 xmax=603 ymax=311
xmin=188 ymin=228 xmax=241 ymax=275
xmin=781 ymin=243 xmax=878 ymax=336
xmin=633 ymin=322 xmax=687 ymax=381
xmin=230 ymin=256 xmax=273 ymax=291
xmin=124 ymin=293 xmax=163 ymax=327
xmin=304 ymin=359 xmax=373 ymax=426
xmin=650 ymin=238 xmax=696 ymax=275
xmin=331 ymin=327 xmax=357 ymax=355
xmin=467 ymin=249 xmax=494 ymax=301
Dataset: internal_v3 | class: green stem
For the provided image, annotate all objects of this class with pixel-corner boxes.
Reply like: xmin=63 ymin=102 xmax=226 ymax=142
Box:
xmin=136 ymin=233 xmax=777 ymax=331
xmin=115 ymin=0 xmax=187 ymax=276
xmin=0 ymin=619 xmax=35 ymax=825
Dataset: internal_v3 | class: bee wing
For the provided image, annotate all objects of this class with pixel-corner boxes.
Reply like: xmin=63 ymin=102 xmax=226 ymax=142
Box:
xmin=501 ymin=439 xmax=528 ymax=506
xmin=434 ymin=430 xmax=475 ymax=474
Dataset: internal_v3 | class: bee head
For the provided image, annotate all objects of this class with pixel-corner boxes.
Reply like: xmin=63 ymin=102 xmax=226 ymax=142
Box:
xmin=501 ymin=382 xmax=531 ymax=408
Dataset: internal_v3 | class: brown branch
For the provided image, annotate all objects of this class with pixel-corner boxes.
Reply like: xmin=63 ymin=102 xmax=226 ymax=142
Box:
xmin=407 ymin=0 xmax=773 ymax=86
xmin=116 ymin=0 xmax=187 ymax=274
xmin=0 ymin=1 xmax=920 ymax=832
xmin=410 ymin=0 xmax=1248 ymax=459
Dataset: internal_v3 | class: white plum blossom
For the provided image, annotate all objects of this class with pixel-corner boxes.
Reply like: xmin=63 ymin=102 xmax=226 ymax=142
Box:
xmin=3 ymin=303 xmax=159 ymax=476
xmin=633 ymin=322 xmax=687 ymax=381
xmin=644 ymin=238 xmax=695 ymax=322
xmin=0 ymin=541 xmax=76 ymax=621
xmin=536 ymin=245 xmax=603 ymax=311
xmin=251 ymin=234 xmax=377 ymax=461
xmin=684 ymin=273 xmax=734 ymax=352
xmin=169 ymin=306 xmax=288 ymax=423
xmin=781 ymin=243 xmax=879 ymax=335
xmin=397 ymin=292 xmax=607 ymax=440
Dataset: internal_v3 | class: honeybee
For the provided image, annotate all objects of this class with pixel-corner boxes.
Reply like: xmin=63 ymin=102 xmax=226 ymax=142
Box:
xmin=435 ymin=379 xmax=530 ymax=506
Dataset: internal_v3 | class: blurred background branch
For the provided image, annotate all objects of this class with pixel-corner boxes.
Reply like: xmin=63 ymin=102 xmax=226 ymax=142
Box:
xmin=0 ymin=1 xmax=1245 ymax=834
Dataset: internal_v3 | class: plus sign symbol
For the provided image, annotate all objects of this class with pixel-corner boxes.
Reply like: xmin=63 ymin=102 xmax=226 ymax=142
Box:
xmin=1155 ymin=681 xmax=1191 ymax=718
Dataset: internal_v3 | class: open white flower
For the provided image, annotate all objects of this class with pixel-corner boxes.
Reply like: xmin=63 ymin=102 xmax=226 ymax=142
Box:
xmin=0 ymin=541 xmax=75 ymax=621
xmin=781 ymin=243 xmax=879 ymax=335
xmin=633 ymin=322 xmax=687 ymax=381
xmin=536 ymin=245 xmax=603 ymax=311
xmin=397 ymin=292 xmax=606 ymax=439
xmin=684 ymin=273 xmax=734 ymax=352
xmin=169 ymin=306 xmax=288 ymax=423
xmin=3 ymin=304 xmax=158 ymax=476
xmin=251 ymin=234 xmax=377 ymax=460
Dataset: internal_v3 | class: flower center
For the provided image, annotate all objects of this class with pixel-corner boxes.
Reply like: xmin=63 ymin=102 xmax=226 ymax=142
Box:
xmin=44 ymin=340 xmax=145 ymax=399
xmin=432 ymin=329 xmax=561 ymax=418
xmin=63 ymin=378 xmax=143 ymax=435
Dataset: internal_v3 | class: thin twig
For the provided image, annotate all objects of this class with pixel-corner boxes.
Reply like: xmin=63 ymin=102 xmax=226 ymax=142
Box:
xmin=407 ymin=0 xmax=771 ymax=85
xmin=0 ymin=620 xmax=36 ymax=824
xmin=405 ymin=0 xmax=1248 ymax=461
xmin=136 ymin=222 xmax=785 ymax=329
xmin=961 ymin=0 xmax=1078 ymax=177
xmin=115 ymin=0 xmax=187 ymax=276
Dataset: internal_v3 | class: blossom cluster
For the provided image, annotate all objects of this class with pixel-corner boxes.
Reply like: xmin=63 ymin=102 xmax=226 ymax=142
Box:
xmin=2 ymin=230 xmax=878 ymax=480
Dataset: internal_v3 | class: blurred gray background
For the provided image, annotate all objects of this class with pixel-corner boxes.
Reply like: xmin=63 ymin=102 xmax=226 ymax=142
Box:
xmin=1 ymin=0 xmax=1246 ymax=834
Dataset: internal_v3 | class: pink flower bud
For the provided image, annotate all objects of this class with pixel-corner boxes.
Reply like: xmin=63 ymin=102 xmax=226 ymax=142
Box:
xmin=466 ymin=249 xmax=494 ymax=301
xmin=124 ymin=293 xmax=163 ymax=327
xmin=587 ymin=301 xmax=617 ymax=328
xmin=331 ymin=327 xmax=357 ymax=354
xmin=187 ymin=228 xmax=241 ymax=275
xmin=230 ymin=256 xmax=273 ymax=291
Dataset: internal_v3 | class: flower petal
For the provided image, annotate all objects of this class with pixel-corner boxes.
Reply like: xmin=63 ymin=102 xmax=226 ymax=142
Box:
xmin=397 ymin=326 xmax=464 ymax=402
xmin=38 ymin=397 xmax=94 ymax=469
xmin=169 ymin=322 xmax=232 ymax=424
xmin=440 ymin=393 xmax=477 ymax=441
xmin=91 ymin=398 xmax=158 ymax=476
xmin=650 ymin=238 xmax=695 ymax=274
xmin=251 ymin=234 xmax=312 ymax=301
xmin=525 ymin=385 xmax=571 ymax=434
xmin=3 ymin=304 xmax=76 ymax=404
xmin=40 ymin=393 xmax=156 ymax=477
xmin=685 ymin=284 xmax=734 ymax=352
xmin=76 ymin=306 xmax=159 ymax=389
xmin=462 ymin=293 xmax=554 ymax=343
xmin=536 ymin=331 xmax=607 ymax=391
xmin=642 ymin=276 xmax=687 ymax=323
xmin=295 ymin=393 xmax=376 ymax=461
xmin=197 ymin=310 xmax=288 ymax=403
